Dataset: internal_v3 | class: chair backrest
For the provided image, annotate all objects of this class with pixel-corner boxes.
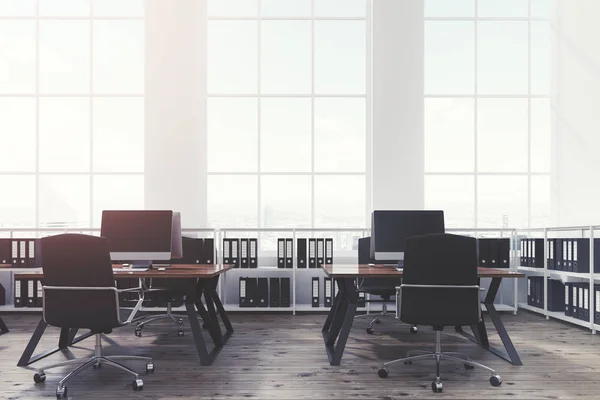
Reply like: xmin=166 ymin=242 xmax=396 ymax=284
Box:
xmin=41 ymin=234 xmax=121 ymax=331
xmin=358 ymin=237 xmax=373 ymax=264
xmin=358 ymin=236 xmax=401 ymax=297
xmin=400 ymin=233 xmax=480 ymax=328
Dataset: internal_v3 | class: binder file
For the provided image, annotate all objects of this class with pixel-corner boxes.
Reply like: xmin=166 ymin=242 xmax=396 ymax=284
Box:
xmin=325 ymin=238 xmax=333 ymax=264
xmin=562 ymin=240 xmax=570 ymax=272
xmin=277 ymin=238 xmax=285 ymax=269
xmin=240 ymin=238 xmax=249 ymax=268
xmin=316 ymin=239 xmax=325 ymax=266
xmin=547 ymin=239 xmax=555 ymax=270
xmin=27 ymin=279 xmax=35 ymax=307
xmin=269 ymin=277 xmax=280 ymax=307
xmin=324 ymin=278 xmax=332 ymax=307
xmin=0 ymin=239 xmax=10 ymax=264
xmin=312 ymin=277 xmax=320 ymax=307
xmin=527 ymin=277 xmax=533 ymax=306
xmin=222 ymin=239 xmax=232 ymax=265
xmin=535 ymin=277 xmax=544 ymax=308
xmin=285 ymin=238 xmax=293 ymax=268
xmin=595 ymin=284 xmax=600 ymax=325
xmin=499 ymin=238 xmax=510 ymax=268
xmin=357 ymin=291 xmax=366 ymax=308
xmin=547 ymin=279 xmax=565 ymax=312
xmin=27 ymin=239 xmax=38 ymax=267
xmin=533 ymin=239 xmax=544 ymax=268
xmin=565 ymin=283 xmax=573 ymax=317
xmin=571 ymin=239 xmax=578 ymax=272
xmin=203 ymin=238 xmax=215 ymax=264
xmin=247 ymin=277 xmax=258 ymax=307
xmin=257 ymin=278 xmax=268 ymax=307
xmin=525 ymin=239 xmax=531 ymax=267
xmin=566 ymin=239 xmax=573 ymax=272
xmin=571 ymin=282 xmax=579 ymax=317
xmin=488 ymin=238 xmax=499 ymax=266
xmin=280 ymin=277 xmax=291 ymax=307
xmin=36 ymin=280 xmax=43 ymax=307
xmin=308 ymin=239 xmax=317 ymax=268
xmin=577 ymin=284 xmax=586 ymax=321
xmin=571 ymin=238 xmax=600 ymax=274
xmin=239 ymin=278 xmax=249 ymax=307
xmin=478 ymin=239 xmax=490 ymax=266
xmin=11 ymin=240 xmax=18 ymax=266
xmin=249 ymin=238 xmax=258 ymax=268
xmin=555 ymin=239 xmax=563 ymax=270
xmin=19 ymin=240 xmax=26 ymax=265
xmin=519 ymin=239 xmax=526 ymax=266
xmin=231 ymin=239 xmax=240 ymax=268
xmin=297 ymin=238 xmax=307 ymax=268
xmin=14 ymin=279 xmax=24 ymax=307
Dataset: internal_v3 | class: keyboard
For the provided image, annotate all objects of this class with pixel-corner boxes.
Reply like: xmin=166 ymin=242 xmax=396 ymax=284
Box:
xmin=113 ymin=267 xmax=148 ymax=272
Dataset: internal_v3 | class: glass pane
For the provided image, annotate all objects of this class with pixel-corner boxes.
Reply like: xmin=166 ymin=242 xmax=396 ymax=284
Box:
xmin=261 ymin=175 xmax=311 ymax=228
xmin=0 ymin=21 xmax=36 ymax=94
xmin=39 ymin=0 xmax=90 ymax=16
xmin=39 ymin=175 xmax=90 ymax=228
xmin=531 ymin=175 xmax=551 ymax=228
xmin=39 ymin=20 xmax=90 ymax=94
xmin=261 ymin=98 xmax=311 ymax=172
xmin=314 ymin=176 xmax=365 ymax=228
xmin=0 ymin=0 xmax=35 ymax=15
xmin=425 ymin=22 xmax=475 ymax=95
xmin=425 ymin=175 xmax=475 ymax=229
xmin=0 ymin=175 xmax=36 ymax=228
xmin=208 ymin=21 xmax=258 ymax=95
xmin=261 ymin=21 xmax=311 ymax=95
xmin=93 ymin=21 xmax=144 ymax=94
xmin=477 ymin=98 xmax=528 ymax=173
xmin=261 ymin=0 xmax=311 ymax=17
xmin=92 ymin=0 xmax=144 ymax=17
xmin=314 ymin=21 xmax=365 ymax=95
xmin=92 ymin=175 xmax=144 ymax=227
xmin=478 ymin=176 xmax=528 ymax=228
xmin=531 ymin=0 xmax=554 ymax=19
xmin=531 ymin=22 xmax=551 ymax=95
xmin=39 ymin=98 xmax=90 ymax=172
xmin=0 ymin=98 xmax=35 ymax=172
xmin=531 ymin=98 xmax=551 ymax=173
xmin=425 ymin=98 xmax=474 ymax=173
xmin=425 ymin=0 xmax=474 ymax=17
xmin=207 ymin=0 xmax=257 ymax=17
xmin=478 ymin=22 xmax=528 ymax=95
xmin=477 ymin=0 xmax=528 ymax=17
xmin=314 ymin=98 xmax=366 ymax=172
xmin=93 ymin=97 xmax=144 ymax=172
xmin=207 ymin=98 xmax=258 ymax=172
xmin=314 ymin=0 xmax=366 ymax=17
xmin=207 ymin=175 xmax=258 ymax=228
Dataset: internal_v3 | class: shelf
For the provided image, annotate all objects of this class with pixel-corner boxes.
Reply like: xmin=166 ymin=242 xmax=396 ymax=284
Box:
xmin=224 ymin=305 xmax=293 ymax=312
xmin=517 ymin=266 xmax=545 ymax=273
xmin=0 ymin=305 xmax=42 ymax=312
xmin=518 ymin=303 xmax=595 ymax=330
xmin=516 ymin=267 xmax=592 ymax=281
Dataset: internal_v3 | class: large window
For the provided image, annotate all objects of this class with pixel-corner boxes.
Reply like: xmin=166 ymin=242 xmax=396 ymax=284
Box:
xmin=424 ymin=0 xmax=552 ymax=229
xmin=206 ymin=0 xmax=370 ymax=236
xmin=0 ymin=1 xmax=145 ymax=229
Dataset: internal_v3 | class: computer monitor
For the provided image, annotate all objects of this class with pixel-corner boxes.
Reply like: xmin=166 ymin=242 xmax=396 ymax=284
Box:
xmin=100 ymin=210 xmax=176 ymax=268
xmin=370 ymin=210 xmax=445 ymax=266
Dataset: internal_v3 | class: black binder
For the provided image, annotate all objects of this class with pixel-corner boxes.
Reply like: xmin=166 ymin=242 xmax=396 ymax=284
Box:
xmin=535 ymin=277 xmax=544 ymax=308
xmin=240 ymin=238 xmax=249 ymax=268
xmin=325 ymin=238 xmax=333 ymax=264
xmin=547 ymin=279 xmax=565 ymax=312
xmin=578 ymin=284 xmax=590 ymax=321
xmin=297 ymin=238 xmax=307 ymax=268
xmin=527 ymin=277 xmax=533 ymax=306
xmin=488 ymin=239 xmax=499 ymax=267
xmin=564 ymin=283 xmax=572 ymax=317
xmin=555 ymin=239 xmax=563 ymax=271
xmin=0 ymin=239 xmax=10 ymax=265
xmin=478 ymin=239 xmax=490 ymax=267
xmin=323 ymin=277 xmax=332 ymax=307
xmin=257 ymin=278 xmax=268 ymax=307
xmin=562 ymin=239 xmax=570 ymax=272
xmin=571 ymin=282 xmax=579 ymax=317
xmin=269 ymin=277 xmax=280 ymax=307
xmin=231 ymin=239 xmax=240 ymax=268
xmin=566 ymin=239 xmax=573 ymax=272
xmin=312 ymin=277 xmax=319 ymax=308
xmin=519 ymin=239 xmax=526 ymax=266
xmin=308 ymin=238 xmax=317 ymax=268
xmin=571 ymin=238 xmax=600 ymax=274
xmin=595 ymin=284 xmax=600 ymax=324
xmin=358 ymin=237 xmax=371 ymax=264
xmin=239 ymin=277 xmax=249 ymax=307
xmin=27 ymin=239 xmax=38 ymax=267
xmin=222 ymin=239 xmax=232 ymax=265
xmin=14 ymin=278 xmax=24 ymax=307
xmin=11 ymin=239 xmax=18 ymax=266
xmin=203 ymin=238 xmax=215 ymax=264
xmin=19 ymin=240 xmax=26 ymax=266
xmin=36 ymin=280 xmax=43 ymax=307
xmin=533 ymin=239 xmax=544 ymax=268
xmin=280 ymin=277 xmax=291 ymax=307
xmin=498 ymin=238 xmax=510 ymax=268
xmin=26 ymin=279 xmax=35 ymax=307
xmin=547 ymin=239 xmax=555 ymax=270
xmin=316 ymin=239 xmax=325 ymax=266
xmin=249 ymin=238 xmax=258 ymax=268
xmin=285 ymin=238 xmax=293 ymax=268
xmin=277 ymin=238 xmax=285 ymax=269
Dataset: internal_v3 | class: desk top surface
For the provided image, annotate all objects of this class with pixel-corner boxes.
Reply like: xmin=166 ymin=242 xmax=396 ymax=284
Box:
xmin=13 ymin=264 xmax=234 ymax=279
xmin=321 ymin=264 xmax=525 ymax=279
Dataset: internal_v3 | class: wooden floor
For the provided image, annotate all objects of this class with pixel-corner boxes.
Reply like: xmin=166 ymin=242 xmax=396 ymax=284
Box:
xmin=0 ymin=310 xmax=598 ymax=399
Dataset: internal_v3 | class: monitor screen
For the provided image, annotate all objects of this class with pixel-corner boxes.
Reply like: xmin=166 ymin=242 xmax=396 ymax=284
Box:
xmin=370 ymin=210 xmax=445 ymax=264
xmin=100 ymin=210 xmax=174 ymax=262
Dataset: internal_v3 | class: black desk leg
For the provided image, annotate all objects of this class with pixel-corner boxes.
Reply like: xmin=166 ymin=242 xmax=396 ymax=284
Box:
xmin=321 ymin=278 xmax=358 ymax=366
xmin=0 ymin=316 xmax=8 ymax=334
xmin=17 ymin=318 xmax=94 ymax=367
xmin=455 ymin=277 xmax=522 ymax=366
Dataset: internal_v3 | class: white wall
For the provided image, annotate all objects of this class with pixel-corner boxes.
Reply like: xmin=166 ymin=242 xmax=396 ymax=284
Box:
xmin=371 ymin=0 xmax=424 ymax=211
xmin=553 ymin=0 xmax=600 ymax=226
xmin=144 ymin=0 xmax=207 ymax=228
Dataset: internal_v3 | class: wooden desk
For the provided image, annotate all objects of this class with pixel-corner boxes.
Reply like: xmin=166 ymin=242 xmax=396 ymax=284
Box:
xmin=320 ymin=264 xmax=525 ymax=366
xmin=14 ymin=264 xmax=234 ymax=367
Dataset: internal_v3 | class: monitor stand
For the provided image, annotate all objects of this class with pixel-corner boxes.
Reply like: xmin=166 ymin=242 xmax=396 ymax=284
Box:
xmin=129 ymin=260 xmax=152 ymax=269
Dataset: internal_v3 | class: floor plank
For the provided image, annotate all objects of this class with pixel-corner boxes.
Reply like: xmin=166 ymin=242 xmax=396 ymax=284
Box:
xmin=0 ymin=310 xmax=598 ymax=399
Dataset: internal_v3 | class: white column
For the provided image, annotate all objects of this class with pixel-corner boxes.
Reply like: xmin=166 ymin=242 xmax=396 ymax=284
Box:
xmin=144 ymin=0 xmax=207 ymax=228
xmin=371 ymin=0 xmax=424 ymax=211
xmin=552 ymin=0 xmax=600 ymax=226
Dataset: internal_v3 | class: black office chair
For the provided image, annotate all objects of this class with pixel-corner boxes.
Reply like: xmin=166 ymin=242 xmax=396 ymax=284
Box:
xmin=377 ymin=233 xmax=502 ymax=393
xmin=34 ymin=234 xmax=154 ymax=399
xmin=354 ymin=237 xmax=412 ymax=334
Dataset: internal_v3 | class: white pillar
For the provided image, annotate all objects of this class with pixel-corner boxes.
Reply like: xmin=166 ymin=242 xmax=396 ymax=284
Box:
xmin=552 ymin=0 xmax=600 ymax=226
xmin=144 ymin=0 xmax=207 ymax=228
xmin=371 ymin=0 xmax=424 ymax=211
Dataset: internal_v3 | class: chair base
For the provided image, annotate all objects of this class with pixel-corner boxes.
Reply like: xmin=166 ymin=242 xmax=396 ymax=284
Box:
xmin=377 ymin=331 xmax=502 ymax=393
xmin=34 ymin=334 xmax=153 ymax=398
xmin=135 ymin=302 xmax=186 ymax=337
xmin=355 ymin=303 xmax=417 ymax=334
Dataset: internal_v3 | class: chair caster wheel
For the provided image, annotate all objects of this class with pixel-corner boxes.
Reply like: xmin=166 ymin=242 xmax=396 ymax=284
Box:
xmin=178 ymin=330 xmax=184 ymax=337
xmin=378 ymin=368 xmax=389 ymax=378
xmin=146 ymin=362 xmax=154 ymax=373
xmin=178 ymin=318 xmax=184 ymax=324
xmin=410 ymin=326 xmax=418 ymax=334
xmin=133 ymin=378 xmax=144 ymax=391
xmin=404 ymin=360 xmax=412 ymax=365
xmin=93 ymin=362 xmax=101 ymax=369
xmin=431 ymin=381 xmax=443 ymax=393
xmin=464 ymin=363 xmax=475 ymax=370
xmin=490 ymin=375 xmax=502 ymax=387
xmin=134 ymin=328 xmax=142 ymax=337
xmin=374 ymin=320 xmax=381 ymax=324
xmin=366 ymin=327 xmax=374 ymax=334
xmin=33 ymin=373 xmax=46 ymax=384
xmin=56 ymin=386 xmax=68 ymax=399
